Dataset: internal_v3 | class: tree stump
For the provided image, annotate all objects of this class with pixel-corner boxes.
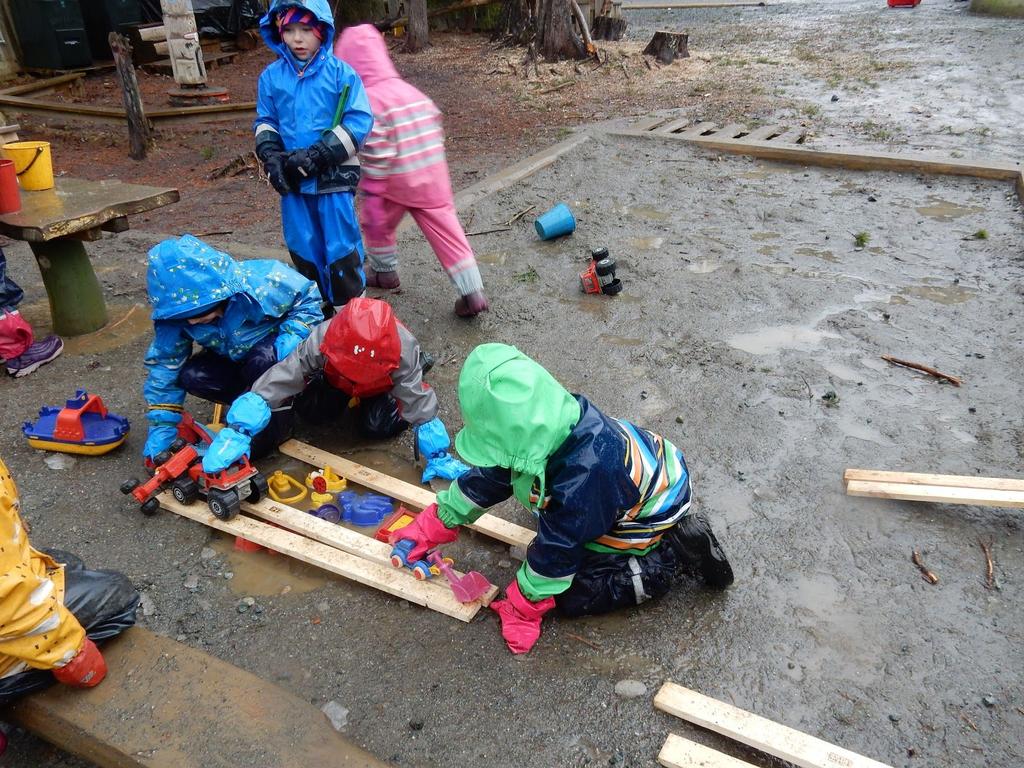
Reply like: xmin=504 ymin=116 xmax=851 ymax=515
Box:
xmin=642 ymin=30 xmax=689 ymax=64
xmin=108 ymin=32 xmax=151 ymax=161
xmin=235 ymin=29 xmax=261 ymax=51
xmin=592 ymin=14 xmax=627 ymax=40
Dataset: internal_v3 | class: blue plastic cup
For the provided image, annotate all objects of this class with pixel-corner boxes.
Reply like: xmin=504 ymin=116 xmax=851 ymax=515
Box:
xmin=534 ymin=203 xmax=576 ymax=240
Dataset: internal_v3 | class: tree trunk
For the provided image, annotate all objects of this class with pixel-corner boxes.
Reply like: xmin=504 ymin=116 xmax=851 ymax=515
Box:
xmin=492 ymin=0 xmax=535 ymax=46
xmin=592 ymin=14 xmax=626 ymax=40
xmin=405 ymin=0 xmax=430 ymax=52
xmin=109 ymin=32 xmax=151 ymax=161
xmin=642 ymin=30 xmax=689 ymax=64
xmin=537 ymin=0 xmax=585 ymax=60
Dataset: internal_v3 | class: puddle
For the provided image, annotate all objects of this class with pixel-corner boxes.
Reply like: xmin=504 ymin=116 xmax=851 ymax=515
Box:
xmin=625 ymin=205 xmax=671 ymax=221
xmin=823 ymin=362 xmax=862 ymax=381
xmin=630 ymin=236 xmax=664 ymax=250
xmin=19 ymin=301 xmax=152 ymax=354
xmin=728 ymin=325 xmax=839 ymax=355
xmin=757 ymin=245 xmax=779 ymax=256
xmin=687 ymin=259 xmax=724 ymax=274
xmin=477 ymin=251 xmax=509 ymax=266
xmin=598 ymin=334 xmax=643 ymax=347
xmin=794 ymin=247 xmax=838 ymax=263
xmin=914 ymin=197 xmax=985 ymax=221
xmin=750 ymin=232 xmax=781 ymax=241
xmin=949 ymin=428 xmax=977 ymax=445
xmin=740 ymin=165 xmax=798 ymax=180
xmin=211 ymin=534 xmax=334 ymax=596
xmin=899 ymin=284 xmax=976 ymax=304
xmin=837 ymin=414 xmax=892 ymax=446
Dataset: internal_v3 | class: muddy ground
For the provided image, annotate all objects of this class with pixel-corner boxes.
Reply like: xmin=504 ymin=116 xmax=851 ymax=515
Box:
xmin=1 ymin=0 xmax=1023 ymax=766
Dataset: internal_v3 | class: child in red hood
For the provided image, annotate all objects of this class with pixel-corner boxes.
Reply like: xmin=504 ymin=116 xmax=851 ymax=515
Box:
xmin=334 ymin=24 xmax=488 ymax=318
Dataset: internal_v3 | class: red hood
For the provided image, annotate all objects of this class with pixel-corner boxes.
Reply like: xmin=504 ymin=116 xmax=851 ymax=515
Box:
xmin=320 ymin=297 xmax=401 ymax=397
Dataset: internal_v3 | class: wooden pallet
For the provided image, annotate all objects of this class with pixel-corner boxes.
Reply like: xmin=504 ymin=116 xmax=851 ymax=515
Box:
xmin=158 ymin=491 xmax=496 ymax=622
xmin=844 ymin=468 xmax=1024 ymax=509
xmin=654 ymin=682 xmax=893 ymax=768
xmin=141 ymin=51 xmax=238 ymax=76
xmin=638 ymin=117 xmax=807 ymax=146
xmin=279 ymin=439 xmax=536 ymax=549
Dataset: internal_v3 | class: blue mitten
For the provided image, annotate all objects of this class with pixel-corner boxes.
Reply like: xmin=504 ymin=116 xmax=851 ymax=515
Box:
xmin=201 ymin=427 xmax=251 ymax=473
xmin=274 ymin=332 xmax=302 ymax=361
xmin=143 ymin=424 xmax=179 ymax=462
xmin=416 ymin=417 xmax=451 ymax=458
xmin=422 ymin=453 xmax=470 ymax=483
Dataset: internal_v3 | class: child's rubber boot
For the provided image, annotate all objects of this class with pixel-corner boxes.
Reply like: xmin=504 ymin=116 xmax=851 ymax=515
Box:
xmin=455 ymin=291 xmax=489 ymax=318
xmin=366 ymin=265 xmax=400 ymax=290
xmin=665 ymin=512 xmax=734 ymax=588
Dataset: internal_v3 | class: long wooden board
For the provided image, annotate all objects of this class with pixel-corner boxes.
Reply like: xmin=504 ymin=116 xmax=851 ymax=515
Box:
xmin=10 ymin=628 xmax=388 ymax=768
xmin=654 ymin=682 xmax=893 ymax=768
xmin=279 ymin=439 xmax=535 ymax=549
xmin=845 ymin=480 xmax=1024 ymax=509
xmin=240 ymin=496 xmax=498 ymax=606
xmin=658 ymin=733 xmax=757 ymax=767
xmin=158 ymin=493 xmax=482 ymax=621
xmin=843 ymin=469 xmax=1024 ymax=493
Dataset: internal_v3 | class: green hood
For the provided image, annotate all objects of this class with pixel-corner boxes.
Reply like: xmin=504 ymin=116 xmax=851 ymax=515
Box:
xmin=454 ymin=343 xmax=581 ymax=509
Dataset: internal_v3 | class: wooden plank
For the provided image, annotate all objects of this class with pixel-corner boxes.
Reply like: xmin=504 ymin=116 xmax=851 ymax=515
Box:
xmin=739 ymin=125 xmax=784 ymax=141
xmin=278 ymin=439 xmax=536 ymax=549
xmin=158 ymin=493 xmax=482 ymax=621
xmin=240 ymin=496 xmax=498 ymax=606
xmin=632 ymin=115 xmax=678 ymax=132
xmin=1016 ymin=172 xmax=1024 ymax=204
xmin=845 ymin=480 xmax=1024 ymax=509
xmin=622 ymin=1 xmax=767 ymax=8
xmin=679 ymin=121 xmax=719 ymax=138
xmin=772 ymin=129 xmax=806 ymax=144
xmin=0 ymin=73 xmax=84 ymax=96
xmin=138 ymin=24 xmax=166 ymax=41
xmin=10 ymin=627 xmax=388 ymax=768
xmin=612 ymin=129 xmax=1023 ymax=182
xmin=843 ymin=469 xmax=1024 ymax=493
xmin=654 ymin=682 xmax=894 ymax=768
xmin=658 ymin=734 xmax=757 ymax=768
xmin=657 ymin=117 xmax=692 ymax=134
xmin=712 ymin=123 xmax=747 ymax=139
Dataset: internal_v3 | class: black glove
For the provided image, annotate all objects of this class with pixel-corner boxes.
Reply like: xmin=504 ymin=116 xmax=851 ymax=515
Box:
xmin=284 ymin=143 xmax=330 ymax=187
xmin=261 ymin=151 xmax=292 ymax=196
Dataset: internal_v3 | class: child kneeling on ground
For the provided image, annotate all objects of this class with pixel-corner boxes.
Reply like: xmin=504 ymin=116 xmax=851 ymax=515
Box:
xmin=389 ymin=343 xmax=734 ymax=654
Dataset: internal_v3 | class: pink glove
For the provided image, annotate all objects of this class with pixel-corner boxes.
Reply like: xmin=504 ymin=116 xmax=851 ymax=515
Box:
xmin=490 ymin=580 xmax=556 ymax=655
xmin=53 ymin=638 xmax=107 ymax=688
xmin=388 ymin=503 xmax=458 ymax=562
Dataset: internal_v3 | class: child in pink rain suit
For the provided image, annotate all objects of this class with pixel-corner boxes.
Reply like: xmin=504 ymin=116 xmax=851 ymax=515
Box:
xmin=334 ymin=24 xmax=488 ymax=317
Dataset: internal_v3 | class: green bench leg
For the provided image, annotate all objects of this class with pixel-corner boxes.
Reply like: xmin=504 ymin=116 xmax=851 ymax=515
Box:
xmin=29 ymin=238 xmax=109 ymax=337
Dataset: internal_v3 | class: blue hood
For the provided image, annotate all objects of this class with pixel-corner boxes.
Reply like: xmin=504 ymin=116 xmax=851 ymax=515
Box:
xmin=146 ymin=235 xmax=247 ymax=321
xmin=260 ymin=0 xmax=335 ymax=61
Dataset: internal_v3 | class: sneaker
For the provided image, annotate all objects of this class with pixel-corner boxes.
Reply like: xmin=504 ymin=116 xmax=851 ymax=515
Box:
xmin=365 ymin=266 xmax=400 ymax=290
xmin=664 ymin=512 xmax=734 ymax=588
xmin=5 ymin=335 xmax=64 ymax=378
xmin=454 ymin=291 xmax=489 ymax=318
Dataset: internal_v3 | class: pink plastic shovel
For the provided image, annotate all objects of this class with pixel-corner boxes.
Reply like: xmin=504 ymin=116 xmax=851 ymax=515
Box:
xmin=428 ymin=552 xmax=493 ymax=603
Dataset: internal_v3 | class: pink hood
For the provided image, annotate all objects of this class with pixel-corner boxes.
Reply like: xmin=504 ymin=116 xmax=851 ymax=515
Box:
xmin=334 ymin=24 xmax=399 ymax=87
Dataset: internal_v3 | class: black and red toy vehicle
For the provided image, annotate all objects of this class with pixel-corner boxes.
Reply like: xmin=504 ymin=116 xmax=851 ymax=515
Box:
xmin=120 ymin=415 xmax=268 ymax=521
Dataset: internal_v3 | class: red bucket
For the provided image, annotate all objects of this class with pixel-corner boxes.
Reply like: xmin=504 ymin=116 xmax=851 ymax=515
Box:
xmin=0 ymin=159 xmax=20 ymax=214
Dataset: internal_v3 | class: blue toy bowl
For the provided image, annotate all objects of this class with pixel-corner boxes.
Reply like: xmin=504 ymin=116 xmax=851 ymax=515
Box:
xmin=534 ymin=203 xmax=576 ymax=240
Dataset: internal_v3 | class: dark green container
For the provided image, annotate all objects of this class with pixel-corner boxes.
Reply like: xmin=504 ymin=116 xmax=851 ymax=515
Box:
xmin=80 ymin=0 xmax=143 ymax=60
xmin=10 ymin=0 xmax=93 ymax=69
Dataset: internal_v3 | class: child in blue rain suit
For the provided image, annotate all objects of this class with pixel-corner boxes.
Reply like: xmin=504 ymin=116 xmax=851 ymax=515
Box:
xmin=142 ymin=235 xmax=323 ymax=464
xmin=255 ymin=0 xmax=374 ymax=309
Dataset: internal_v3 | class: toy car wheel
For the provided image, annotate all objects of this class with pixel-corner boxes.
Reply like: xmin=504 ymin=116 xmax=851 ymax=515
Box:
xmin=246 ymin=473 xmax=269 ymax=503
xmin=390 ymin=554 xmax=404 ymax=569
xmin=120 ymin=479 xmax=140 ymax=495
xmin=412 ymin=563 xmax=430 ymax=581
xmin=208 ymin=488 xmax=240 ymax=521
xmin=171 ymin=478 xmax=199 ymax=505
xmin=169 ymin=437 xmax=188 ymax=453
xmin=140 ymin=498 xmax=161 ymax=516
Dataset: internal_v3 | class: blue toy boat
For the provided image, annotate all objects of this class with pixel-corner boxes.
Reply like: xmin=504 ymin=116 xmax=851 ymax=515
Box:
xmin=23 ymin=390 xmax=130 ymax=455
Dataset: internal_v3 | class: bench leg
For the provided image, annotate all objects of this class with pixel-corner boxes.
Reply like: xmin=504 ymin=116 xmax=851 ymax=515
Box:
xmin=29 ymin=239 xmax=108 ymax=336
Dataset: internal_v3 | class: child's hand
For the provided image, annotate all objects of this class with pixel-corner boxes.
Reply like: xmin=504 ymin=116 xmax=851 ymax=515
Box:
xmin=262 ymin=152 xmax=292 ymax=196
xmin=284 ymin=144 xmax=329 ymax=186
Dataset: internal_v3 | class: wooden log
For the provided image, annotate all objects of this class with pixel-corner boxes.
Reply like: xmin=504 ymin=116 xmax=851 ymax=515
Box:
xmin=845 ymin=480 xmax=1024 ymax=509
xmin=654 ymin=682 xmax=894 ymax=768
xmin=643 ymin=30 xmax=689 ymax=64
xmin=153 ymin=40 xmax=170 ymax=57
xmin=843 ymin=469 xmax=1024 ymax=493
xmin=108 ymin=32 xmax=151 ymax=161
xmin=158 ymin=493 xmax=484 ymax=621
xmin=138 ymin=24 xmax=167 ymax=41
xmin=0 ymin=73 xmax=85 ymax=96
xmin=278 ymin=439 xmax=536 ymax=549
xmin=236 ymin=28 xmax=261 ymax=50
xmin=658 ymin=733 xmax=757 ymax=768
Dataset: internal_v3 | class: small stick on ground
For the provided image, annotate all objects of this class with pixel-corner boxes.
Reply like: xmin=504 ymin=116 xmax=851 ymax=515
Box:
xmin=960 ymin=712 xmax=978 ymax=731
xmin=504 ymin=204 xmax=535 ymax=226
xmin=539 ymin=80 xmax=575 ymax=95
xmin=466 ymin=226 xmax=512 ymax=237
xmin=912 ymin=550 xmax=939 ymax=584
xmin=979 ymin=539 xmax=996 ymax=590
xmin=881 ymin=355 xmax=962 ymax=387
xmin=566 ymin=632 xmax=602 ymax=650
xmin=192 ymin=230 xmax=234 ymax=238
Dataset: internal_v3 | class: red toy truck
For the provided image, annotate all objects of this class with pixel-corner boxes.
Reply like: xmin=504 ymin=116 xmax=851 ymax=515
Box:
xmin=120 ymin=437 xmax=268 ymax=521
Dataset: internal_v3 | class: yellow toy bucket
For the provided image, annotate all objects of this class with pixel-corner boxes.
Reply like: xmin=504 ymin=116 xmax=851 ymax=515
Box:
xmin=2 ymin=141 xmax=54 ymax=190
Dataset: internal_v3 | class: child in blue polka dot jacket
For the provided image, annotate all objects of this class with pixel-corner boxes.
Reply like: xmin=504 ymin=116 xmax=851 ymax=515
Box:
xmin=141 ymin=234 xmax=323 ymax=465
